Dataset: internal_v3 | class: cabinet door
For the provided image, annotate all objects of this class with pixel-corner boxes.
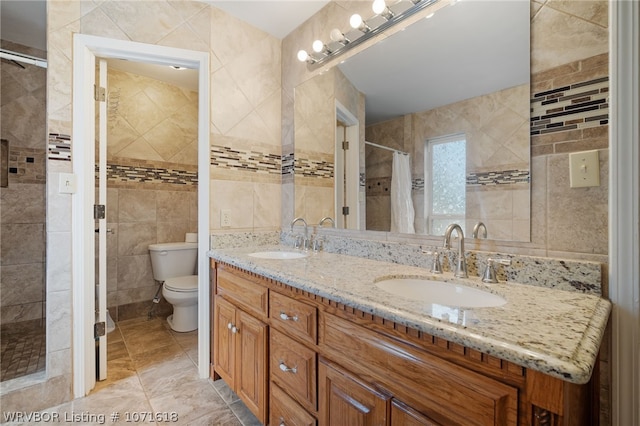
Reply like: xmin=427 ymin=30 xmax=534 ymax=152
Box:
xmin=213 ymin=297 xmax=236 ymax=385
xmin=318 ymin=359 xmax=390 ymax=426
xmin=390 ymin=400 xmax=440 ymax=426
xmin=235 ymin=309 xmax=268 ymax=425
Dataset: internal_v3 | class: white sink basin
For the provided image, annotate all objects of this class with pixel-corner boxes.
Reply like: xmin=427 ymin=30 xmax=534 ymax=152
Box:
xmin=374 ymin=277 xmax=507 ymax=308
xmin=248 ymin=251 xmax=308 ymax=260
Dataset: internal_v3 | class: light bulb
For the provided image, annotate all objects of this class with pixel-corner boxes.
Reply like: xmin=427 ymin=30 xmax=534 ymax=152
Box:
xmin=372 ymin=0 xmax=386 ymax=15
xmin=350 ymin=14 xmax=363 ymax=29
xmin=330 ymin=28 xmax=347 ymax=43
xmin=297 ymin=50 xmax=309 ymax=62
xmin=312 ymin=40 xmax=324 ymax=53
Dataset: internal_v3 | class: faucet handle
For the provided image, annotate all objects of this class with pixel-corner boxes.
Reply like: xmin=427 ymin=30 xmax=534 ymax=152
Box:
xmin=422 ymin=248 xmax=443 ymax=274
xmin=311 ymin=235 xmax=324 ymax=252
xmin=482 ymin=258 xmax=511 ymax=283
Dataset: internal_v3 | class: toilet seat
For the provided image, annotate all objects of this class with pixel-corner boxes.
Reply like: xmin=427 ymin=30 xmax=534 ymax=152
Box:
xmin=164 ymin=275 xmax=198 ymax=293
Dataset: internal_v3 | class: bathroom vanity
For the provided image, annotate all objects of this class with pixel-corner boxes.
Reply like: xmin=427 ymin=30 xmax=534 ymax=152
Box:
xmin=208 ymin=247 xmax=610 ymax=426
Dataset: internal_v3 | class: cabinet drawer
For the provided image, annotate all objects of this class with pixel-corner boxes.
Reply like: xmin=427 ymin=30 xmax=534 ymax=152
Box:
xmin=270 ymin=292 xmax=317 ymax=345
xmin=320 ymin=313 xmax=518 ymax=425
xmin=216 ymin=267 xmax=268 ymax=319
xmin=271 ymin=329 xmax=317 ymax=414
xmin=271 ymin=383 xmax=316 ymax=426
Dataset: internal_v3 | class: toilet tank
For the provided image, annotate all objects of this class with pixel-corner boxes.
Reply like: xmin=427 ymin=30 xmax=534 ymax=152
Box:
xmin=148 ymin=242 xmax=198 ymax=281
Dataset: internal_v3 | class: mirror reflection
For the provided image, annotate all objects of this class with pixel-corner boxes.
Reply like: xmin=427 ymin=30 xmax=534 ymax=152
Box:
xmin=294 ymin=0 xmax=531 ymax=241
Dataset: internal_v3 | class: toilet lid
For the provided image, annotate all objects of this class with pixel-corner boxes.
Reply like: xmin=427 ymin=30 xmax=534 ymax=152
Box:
xmin=165 ymin=275 xmax=198 ymax=292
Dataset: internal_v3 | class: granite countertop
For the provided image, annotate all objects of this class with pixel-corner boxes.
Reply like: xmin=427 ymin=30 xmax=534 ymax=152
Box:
xmin=208 ymin=245 xmax=611 ymax=384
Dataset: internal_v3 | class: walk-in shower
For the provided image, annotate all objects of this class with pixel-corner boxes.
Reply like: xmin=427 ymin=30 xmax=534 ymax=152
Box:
xmin=0 ymin=42 xmax=47 ymax=382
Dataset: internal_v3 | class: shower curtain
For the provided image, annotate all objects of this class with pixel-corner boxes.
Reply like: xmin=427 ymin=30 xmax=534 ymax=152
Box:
xmin=390 ymin=151 xmax=415 ymax=233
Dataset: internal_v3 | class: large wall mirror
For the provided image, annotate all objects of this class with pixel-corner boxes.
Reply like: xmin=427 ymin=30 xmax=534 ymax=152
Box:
xmin=294 ymin=0 xmax=531 ymax=242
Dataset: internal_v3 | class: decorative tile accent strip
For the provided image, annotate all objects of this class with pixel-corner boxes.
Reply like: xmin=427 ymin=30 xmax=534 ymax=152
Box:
xmin=359 ymin=172 xmax=366 ymax=187
xmin=210 ymin=145 xmax=281 ymax=175
xmin=282 ymin=152 xmax=294 ymax=176
xmin=413 ymin=177 xmax=424 ymax=191
xmin=48 ymin=133 xmax=71 ymax=161
xmin=5 ymin=146 xmax=46 ymax=184
xmin=295 ymin=157 xmax=334 ymax=179
xmin=103 ymin=163 xmax=197 ymax=186
xmin=467 ymin=170 xmax=530 ymax=186
xmin=531 ymin=77 xmax=609 ymax=136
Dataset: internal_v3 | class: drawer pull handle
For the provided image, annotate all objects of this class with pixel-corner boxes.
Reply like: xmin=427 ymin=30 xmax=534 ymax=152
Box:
xmin=231 ymin=326 xmax=239 ymax=334
xmin=227 ymin=322 xmax=233 ymax=329
xmin=279 ymin=312 xmax=299 ymax=322
xmin=279 ymin=362 xmax=297 ymax=374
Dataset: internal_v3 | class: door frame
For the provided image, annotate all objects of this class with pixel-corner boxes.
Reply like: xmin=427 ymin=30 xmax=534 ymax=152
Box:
xmin=72 ymin=34 xmax=210 ymax=397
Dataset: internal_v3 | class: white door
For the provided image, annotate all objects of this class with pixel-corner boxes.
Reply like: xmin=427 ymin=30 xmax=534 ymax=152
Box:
xmin=96 ymin=58 xmax=108 ymax=381
xmin=335 ymin=101 xmax=360 ymax=230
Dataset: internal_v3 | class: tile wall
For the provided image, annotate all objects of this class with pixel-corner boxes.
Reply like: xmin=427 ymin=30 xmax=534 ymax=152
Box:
xmin=0 ymin=40 xmax=47 ymax=328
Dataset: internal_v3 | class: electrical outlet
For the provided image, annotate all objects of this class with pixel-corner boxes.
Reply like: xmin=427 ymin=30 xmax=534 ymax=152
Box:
xmin=221 ymin=209 xmax=231 ymax=228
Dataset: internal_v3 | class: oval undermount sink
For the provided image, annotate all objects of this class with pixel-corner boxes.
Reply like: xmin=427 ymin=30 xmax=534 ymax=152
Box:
xmin=375 ymin=277 xmax=507 ymax=308
xmin=248 ymin=251 xmax=308 ymax=260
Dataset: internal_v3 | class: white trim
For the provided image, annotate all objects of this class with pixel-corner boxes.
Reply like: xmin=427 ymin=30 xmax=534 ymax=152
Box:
xmin=335 ymin=100 xmax=360 ymax=230
xmin=609 ymin=1 xmax=640 ymax=424
xmin=72 ymin=34 xmax=210 ymax=397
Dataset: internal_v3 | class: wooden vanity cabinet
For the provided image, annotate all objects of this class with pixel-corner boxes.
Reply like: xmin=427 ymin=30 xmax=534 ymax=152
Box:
xmin=211 ymin=261 xmax=599 ymax=426
xmin=212 ymin=265 xmax=269 ymax=424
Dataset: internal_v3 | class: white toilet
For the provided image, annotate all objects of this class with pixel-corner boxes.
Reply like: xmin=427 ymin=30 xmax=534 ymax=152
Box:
xmin=148 ymin=239 xmax=198 ymax=332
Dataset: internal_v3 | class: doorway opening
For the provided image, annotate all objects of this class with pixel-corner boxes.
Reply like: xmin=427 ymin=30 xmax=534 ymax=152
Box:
xmin=73 ymin=34 xmax=210 ymax=397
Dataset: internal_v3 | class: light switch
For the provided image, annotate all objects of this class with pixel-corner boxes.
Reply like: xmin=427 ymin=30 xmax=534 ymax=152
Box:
xmin=58 ymin=173 xmax=77 ymax=194
xmin=569 ymin=150 xmax=600 ymax=188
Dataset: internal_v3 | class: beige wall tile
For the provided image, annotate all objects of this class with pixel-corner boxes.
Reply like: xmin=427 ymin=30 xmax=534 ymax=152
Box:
xmin=118 ymin=223 xmax=157 ymax=256
xmin=118 ymin=189 xmax=157 ymax=223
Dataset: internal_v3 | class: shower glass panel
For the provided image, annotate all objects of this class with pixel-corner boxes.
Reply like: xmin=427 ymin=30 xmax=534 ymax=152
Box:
xmin=0 ymin=41 xmax=47 ymax=382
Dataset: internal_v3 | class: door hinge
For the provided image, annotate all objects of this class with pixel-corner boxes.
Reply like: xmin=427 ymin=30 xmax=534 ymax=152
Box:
xmin=94 ymin=321 xmax=106 ymax=338
xmin=342 ymin=140 xmax=349 ymax=150
xmin=94 ymin=204 xmax=106 ymax=220
xmin=94 ymin=85 xmax=106 ymax=102
xmin=342 ymin=206 xmax=350 ymax=215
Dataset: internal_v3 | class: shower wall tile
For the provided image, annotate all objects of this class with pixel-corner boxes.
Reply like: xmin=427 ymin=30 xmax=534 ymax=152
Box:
xmin=0 ymin=183 xmax=45 ymax=223
xmin=47 ymin=348 xmax=71 ymax=378
xmin=0 ymin=223 xmax=45 ymax=265
xmin=0 ymin=263 xmax=44 ymax=306
xmin=0 ymin=301 xmax=43 ymax=324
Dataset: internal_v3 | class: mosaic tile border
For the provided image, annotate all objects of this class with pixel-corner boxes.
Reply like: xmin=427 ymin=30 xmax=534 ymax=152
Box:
xmin=294 ymin=157 xmax=334 ymax=179
xmin=531 ymin=76 xmax=609 ymax=136
xmin=467 ymin=170 xmax=530 ymax=186
xmin=4 ymin=145 xmax=46 ymax=184
xmin=282 ymin=152 xmax=294 ymax=176
xmin=211 ymin=145 xmax=281 ymax=175
xmin=103 ymin=164 xmax=198 ymax=186
xmin=48 ymin=133 xmax=71 ymax=161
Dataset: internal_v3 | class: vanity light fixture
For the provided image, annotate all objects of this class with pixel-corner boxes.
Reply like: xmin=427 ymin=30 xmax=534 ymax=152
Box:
xmin=297 ymin=0 xmax=439 ymax=68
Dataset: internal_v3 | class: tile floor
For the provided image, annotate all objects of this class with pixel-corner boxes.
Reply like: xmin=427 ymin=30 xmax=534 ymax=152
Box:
xmin=0 ymin=321 xmax=46 ymax=382
xmin=6 ymin=316 xmax=260 ymax=425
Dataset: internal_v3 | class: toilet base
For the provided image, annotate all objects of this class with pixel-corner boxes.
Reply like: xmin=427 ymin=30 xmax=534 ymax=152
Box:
xmin=166 ymin=308 xmax=197 ymax=333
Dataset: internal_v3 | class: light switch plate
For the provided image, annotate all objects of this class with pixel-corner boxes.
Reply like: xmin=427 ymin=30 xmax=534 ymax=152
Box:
xmin=569 ymin=150 xmax=600 ymax=188
xmin=58 ymin=173 xmax=77 ymax=194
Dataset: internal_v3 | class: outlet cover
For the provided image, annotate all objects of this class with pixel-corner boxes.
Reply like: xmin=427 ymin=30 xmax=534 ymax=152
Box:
xmin=221 ymin=209 xmax=231 ymax=228
xmin=569 ymin=150 xmax=600 ymax=188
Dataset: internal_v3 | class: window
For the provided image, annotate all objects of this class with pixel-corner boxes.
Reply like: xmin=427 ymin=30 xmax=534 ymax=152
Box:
xmin=425 ymin=134 xmax=466 ymax=235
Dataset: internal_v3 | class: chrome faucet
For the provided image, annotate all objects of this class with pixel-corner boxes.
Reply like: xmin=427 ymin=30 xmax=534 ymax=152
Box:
xmin=472 ymin=222 xmax=487 ymax=239
xmin=318 ymin=217 xmax=335 ymax=227
xmin=290 ymin=217 xmax=308 ymax=250
xmin=443 ymin=223 xmax=468 ymax=278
